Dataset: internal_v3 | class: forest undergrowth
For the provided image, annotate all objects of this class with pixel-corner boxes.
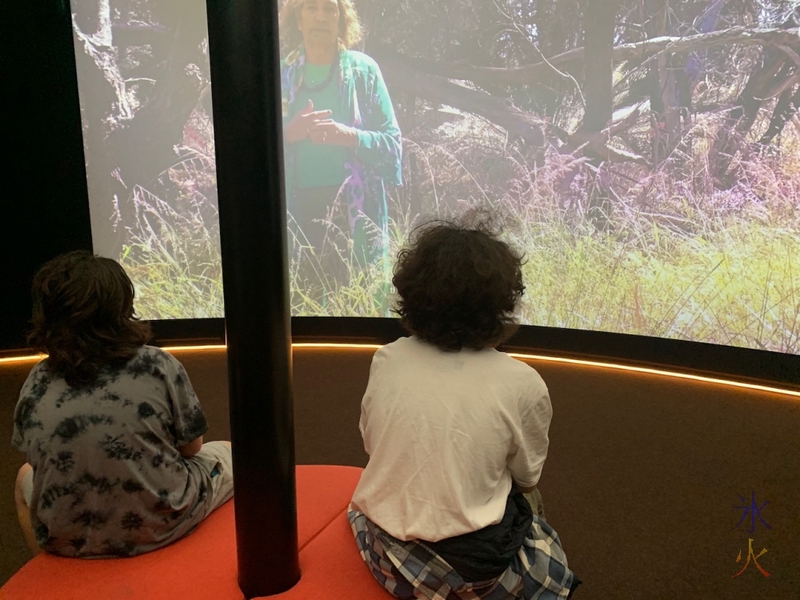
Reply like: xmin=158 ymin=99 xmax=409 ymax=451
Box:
xmin=121 ymin=105 xmax=800 ymax=354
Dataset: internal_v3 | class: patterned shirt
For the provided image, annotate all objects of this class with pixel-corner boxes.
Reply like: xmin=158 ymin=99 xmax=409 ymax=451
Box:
xmin=12 ymin=346 xmax=214 ymax=557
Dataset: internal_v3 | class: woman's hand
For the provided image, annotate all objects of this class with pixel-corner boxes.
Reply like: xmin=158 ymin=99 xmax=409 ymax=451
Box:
xmin=308 ymin=119 xmax=359 ymax=148
xmin=284 ymin=100 xmax=333 ymax=144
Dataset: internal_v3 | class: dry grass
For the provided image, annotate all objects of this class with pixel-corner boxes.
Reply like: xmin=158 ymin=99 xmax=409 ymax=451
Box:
xmin=120 ymin=105 xmax=800 ymax=354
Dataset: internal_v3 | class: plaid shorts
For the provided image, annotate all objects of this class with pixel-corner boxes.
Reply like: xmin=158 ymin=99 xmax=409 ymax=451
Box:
xmin=349 ymin=508 xmax=579 ymax=600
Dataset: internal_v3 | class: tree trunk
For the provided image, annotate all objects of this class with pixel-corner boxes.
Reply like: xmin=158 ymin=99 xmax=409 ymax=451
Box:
xmin=72 ymin=0 xmax=208 ymax=257
xmin=652 ymin=0 xmax=680 ymax=163
xmin=580 ymin=0 xmax=618 ymax=133
xmin=710 ymin=49 xmax=789 ymax=187
xmin=71 ymin=1 xmax=130 ymax=258
xmin=107 ymin=0 xmax=207 ymax=190
xmin=758 ymin=84 xmax=800 ymax=145
xmin=580 ymin=0 xmax=619 ymax=231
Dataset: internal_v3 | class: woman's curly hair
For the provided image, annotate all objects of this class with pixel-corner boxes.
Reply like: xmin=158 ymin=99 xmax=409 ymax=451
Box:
xmin=392 ymin=213 xmax=525 ymax=351
xmin=28 ymin=251 xmax=151 ymax=388
xmin=280 ymin=0 xmax=363 ymax=51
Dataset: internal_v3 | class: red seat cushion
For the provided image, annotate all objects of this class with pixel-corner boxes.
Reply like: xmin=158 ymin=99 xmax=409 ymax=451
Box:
xmin=0 ymin=465 xmax=388 ymax=600
xmin=296 ymin=465 xmax=363 ymax=549
xmin=273 ymin=510 xmax=390 ymax=599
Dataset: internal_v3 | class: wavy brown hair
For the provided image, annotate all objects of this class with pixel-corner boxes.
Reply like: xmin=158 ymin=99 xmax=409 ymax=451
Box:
xmin=392 ymin=213 xmax=525 ymax=351
xmin=28 ymin=251 xmax=151 ymax=388
xmin=280 ymin=0 xmax=363 ymax=51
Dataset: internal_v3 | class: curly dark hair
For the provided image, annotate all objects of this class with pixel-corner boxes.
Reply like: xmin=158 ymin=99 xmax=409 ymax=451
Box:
xmin=28 ymin=251 xmax=151 ymax=388
xmin=392 ymin=214 xmax=525 ymax=351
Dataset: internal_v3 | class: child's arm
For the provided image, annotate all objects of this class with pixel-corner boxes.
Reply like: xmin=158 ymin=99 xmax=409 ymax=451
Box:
xmin=161 ymin=350 xmax=210 ymax=457
xmin=508 ymin=379 xmax=553 ymax=489
xmin=178 ymin=436 xmax=204 ymax=458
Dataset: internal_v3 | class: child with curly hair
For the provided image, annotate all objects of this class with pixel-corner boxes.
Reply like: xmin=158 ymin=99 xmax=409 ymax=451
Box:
xmin=349 ymin=214 xmax=580 ymax=599
xmin=13 ymin=251 xmax=233 ymax=558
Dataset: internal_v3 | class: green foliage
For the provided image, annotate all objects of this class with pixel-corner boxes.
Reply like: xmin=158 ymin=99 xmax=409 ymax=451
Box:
xmin=119 ymin=111 xmax=223 ymax=320
xmin=518 ymin=218 xmax=799 ymax=353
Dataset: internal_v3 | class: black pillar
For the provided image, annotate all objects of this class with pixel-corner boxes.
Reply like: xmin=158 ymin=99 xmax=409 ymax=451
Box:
xmin=204 ymin=1 xmax=300 ymax=598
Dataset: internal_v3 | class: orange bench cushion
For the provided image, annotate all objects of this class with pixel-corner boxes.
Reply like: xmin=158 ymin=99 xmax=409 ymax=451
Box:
xmin=274 ymin=508 xmax=390 ymax=599
xmin=0 ymin=465 xmax=390 ymax=600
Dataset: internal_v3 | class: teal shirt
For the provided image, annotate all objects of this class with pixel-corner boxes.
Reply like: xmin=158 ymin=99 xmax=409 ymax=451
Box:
xmin=281 ymin=48 xmax=403 ymax=263
xmin=291 ymin=63 xmax=347 ymax=189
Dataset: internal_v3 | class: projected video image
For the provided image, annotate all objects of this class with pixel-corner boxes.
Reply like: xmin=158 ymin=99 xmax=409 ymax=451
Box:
xmin=72 ymin=0 xmax=800 ymax=354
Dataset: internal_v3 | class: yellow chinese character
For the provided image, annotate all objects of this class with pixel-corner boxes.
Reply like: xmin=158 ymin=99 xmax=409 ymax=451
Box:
xmin=732 ymin=538 xmax=770 ymax=578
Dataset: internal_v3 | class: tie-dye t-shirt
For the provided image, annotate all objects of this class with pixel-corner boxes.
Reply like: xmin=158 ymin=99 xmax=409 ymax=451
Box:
xmin=12 ymin=346 xmax=215 ymax=557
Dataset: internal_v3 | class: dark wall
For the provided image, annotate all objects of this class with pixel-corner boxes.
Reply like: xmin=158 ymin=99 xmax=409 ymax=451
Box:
xmin=3 ymin=1 xmax=93 ymax=350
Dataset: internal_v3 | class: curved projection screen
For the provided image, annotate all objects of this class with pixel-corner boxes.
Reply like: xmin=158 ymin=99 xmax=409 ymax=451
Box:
xmin=71 ymin=0 xmax=799 ymax=355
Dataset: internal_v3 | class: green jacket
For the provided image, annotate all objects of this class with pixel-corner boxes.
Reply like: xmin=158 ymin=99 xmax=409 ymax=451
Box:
xmin=281 ymin=47 xmax=402 ymax=258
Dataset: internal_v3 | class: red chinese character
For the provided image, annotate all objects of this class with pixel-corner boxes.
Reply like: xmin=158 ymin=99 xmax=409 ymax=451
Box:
xmin=732 ymin=538 xmax=770 ymax=578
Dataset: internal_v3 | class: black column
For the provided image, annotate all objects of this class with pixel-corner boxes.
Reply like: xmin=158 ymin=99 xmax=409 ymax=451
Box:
xmin=204 ymin=1 xmax=300 ymax=598
xmin=3 ymin=1 xmax=92 ymax=352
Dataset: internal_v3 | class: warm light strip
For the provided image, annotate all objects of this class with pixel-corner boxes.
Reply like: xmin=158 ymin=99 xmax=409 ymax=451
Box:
xmin=505 ymin=352 xmax=800 ymax=399
xmin=2 ymin=343 xmax=797 ymax=398
xmin=0 ymin=354 xmax=46 ymax=365
xmin=292 ymin=342 xmax=384 ymax=351
xmin=161 ymin=344 xmax=227 ymax=353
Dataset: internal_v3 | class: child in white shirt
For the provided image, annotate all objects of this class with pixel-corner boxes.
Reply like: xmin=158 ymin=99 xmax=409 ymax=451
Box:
xmin=349 ymin=215 xmax=580 ymax=598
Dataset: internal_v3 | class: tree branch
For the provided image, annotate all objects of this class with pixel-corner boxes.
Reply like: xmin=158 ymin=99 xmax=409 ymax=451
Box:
xmin=379 ymin=52 xmax=647 ymax=165
xmin=374 ymin=27 xmax=800 ymax=88
xmin=378 ymin=51 xmax=546 ymax=146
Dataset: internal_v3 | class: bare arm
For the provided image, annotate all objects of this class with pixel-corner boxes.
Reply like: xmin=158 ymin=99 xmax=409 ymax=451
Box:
xmin=178 ymin=436 xmax=203 ymax=458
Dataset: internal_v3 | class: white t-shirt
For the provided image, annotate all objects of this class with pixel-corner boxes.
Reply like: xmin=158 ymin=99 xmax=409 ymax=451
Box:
xmin=350 ymin=336 xmax=552 ymax=542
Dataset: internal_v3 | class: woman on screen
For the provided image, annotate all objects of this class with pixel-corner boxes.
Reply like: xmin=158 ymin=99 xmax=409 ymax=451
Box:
xmin=279 ymin=0 xmax=402 ymax=310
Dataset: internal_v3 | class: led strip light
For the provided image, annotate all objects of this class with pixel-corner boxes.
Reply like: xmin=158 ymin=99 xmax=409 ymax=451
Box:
xmin=1 ymin=343 xmax=798 ymax=399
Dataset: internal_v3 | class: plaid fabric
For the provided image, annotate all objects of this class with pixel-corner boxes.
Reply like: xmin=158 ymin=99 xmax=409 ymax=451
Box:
xmin=349 ymin=509 xmax=578 ymax=600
